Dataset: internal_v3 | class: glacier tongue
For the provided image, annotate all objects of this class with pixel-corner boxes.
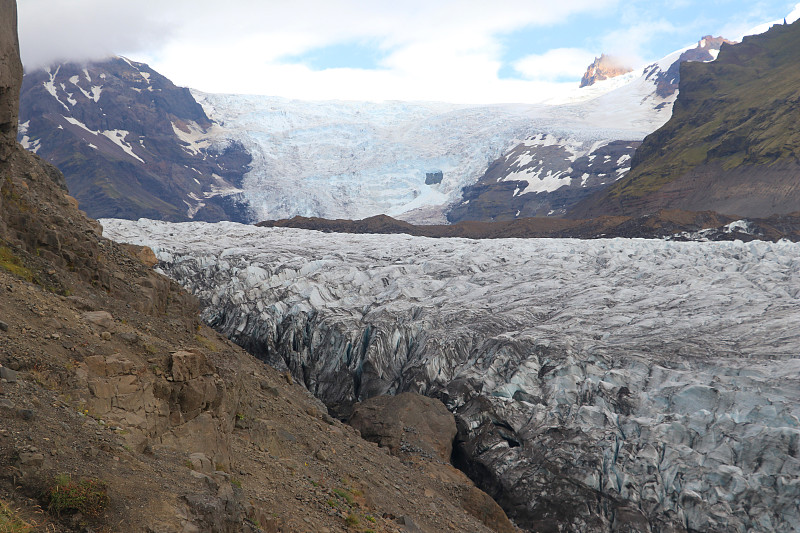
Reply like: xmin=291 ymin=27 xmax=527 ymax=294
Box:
xmin=101 ymin=218 xmax=800 ymax=533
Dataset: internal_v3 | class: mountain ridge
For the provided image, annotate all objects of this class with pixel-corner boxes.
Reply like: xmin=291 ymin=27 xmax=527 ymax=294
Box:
xmin=18 ymin=57 xmax=252 ymax=222
xmin=446 ymin=35 xmax=731 ymax=224
xmin=570 ymin=20 xmax=800 ymax=219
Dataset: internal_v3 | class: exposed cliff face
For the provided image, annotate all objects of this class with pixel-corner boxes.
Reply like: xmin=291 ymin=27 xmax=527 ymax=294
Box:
xmin=0 ymin=0 xmax=21 ymax=162
xmin=580 ymin=54 xmax=632 ymax=87
xmin=571 ymin=22 xmax=800 ymax=219
xmin=103 ymin=218 xmax=800 ymax=533
xmin=650 ymin=36 xmax=735 ymax=98
xmin=18 ymin=58 xmax=252 ymax=222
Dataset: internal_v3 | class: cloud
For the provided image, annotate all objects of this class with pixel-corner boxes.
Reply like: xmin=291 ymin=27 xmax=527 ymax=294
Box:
xmin=597 ymin=19 xmax=679 ymax=68
xmin=512 ymin=48 xmax=597 ymax=81
xmin=18 ymin=0 xmax=793 ymax=103
xmin=18 ymin=0 xmax=617 ymax=103
xmin=18 ymin=0 xmax=175 ymax=70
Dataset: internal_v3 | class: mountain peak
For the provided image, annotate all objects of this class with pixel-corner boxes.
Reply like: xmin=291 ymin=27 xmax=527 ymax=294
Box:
xmin=579 ymin=54 xmax=633 ymax=87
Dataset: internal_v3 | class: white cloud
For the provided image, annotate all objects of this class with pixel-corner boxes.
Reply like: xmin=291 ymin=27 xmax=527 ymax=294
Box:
xmin=597 ymin=19 xmax=679 ymax=69
xmin=19 ymin=0 xmax=795 ymax=104
xmin=18 ymin=0 xmax=618 ymax=103
xmin=512 ymin=48 xmax=597 ymax=81
xmin=18 ymin=0 xmax=174 ymax=70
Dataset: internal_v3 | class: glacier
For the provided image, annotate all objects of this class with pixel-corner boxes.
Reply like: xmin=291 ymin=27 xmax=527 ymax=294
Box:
xmin=193 ymin=67 xmax=674 ymax=223
xmin=102 ymin=218 xmax=800 ymax=533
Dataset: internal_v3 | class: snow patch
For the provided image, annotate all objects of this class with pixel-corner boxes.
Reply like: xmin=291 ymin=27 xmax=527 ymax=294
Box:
xmin=63 ymin=116 xmax=145 ymax=163
xmin=43 ymin=66 xmax=69 ymax=111
xmin=171 ymin=120 xmax=219 ymax=156
xmin=20 ymin=135 xmax=40 ymax=153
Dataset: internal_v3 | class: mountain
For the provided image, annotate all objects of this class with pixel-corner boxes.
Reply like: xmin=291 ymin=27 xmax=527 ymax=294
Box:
xmin=579 ymin=54 xmax=633 ymax=87
xmin=447 ymin=36 xmax=731 ymax=224
xmin=0 ymin=3 xmax=511 ymax=532
xmin=103 ymin=216 xmax=800 ymax=533
xmin=571 ymin=21 xmax=800 ymax=219
xmin=446 ymin=138 xmax=641 ymax=221
xmin=19 ymin=35 xmax=727 ymax=226
xmin=18 ymin=58 xmax=252 ymax=222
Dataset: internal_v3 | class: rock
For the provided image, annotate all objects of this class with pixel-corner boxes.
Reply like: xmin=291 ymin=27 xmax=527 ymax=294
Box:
xmin=170 ymin=351 xmax=214 ymax=382
xmin=0 ymin=0 xmax=22 ymax=162
xmin=101 ymin=331 xmax=112 ymax=341
xmin=82 ymin=310 xmax=114 ymax=330
xmin=189 ymin=452 xmax=214 ymax=474
xmin=0 ymin=398 xmax=13 ymax=409
xmin=314 ymin=449 xmax=331 ymax=463
xmin=0 ymin=366 xmax=17 ymax=382
xmin=459 ymin=486 xmax=517 ymax=533
xmin=349 ymin=392 xmax=456 ymax=462
xmin=0 ymin=320 xmax=8 ymax=331
xmin=117 ymin=331 xmax=140 ymax=344
xmin=18 ymin=408 xmax=34 ymax=420
xmin=398 ymin=515 xmax=424 ymax=533
xmin=580 ymin=54 xmax=633 ymax=87
xmin=122 ymin=244 xmax=160 ymax=267
xmin=17 ymin=452 xmax=45 ymax=469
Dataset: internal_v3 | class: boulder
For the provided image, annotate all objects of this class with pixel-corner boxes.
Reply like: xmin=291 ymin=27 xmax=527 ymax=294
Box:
xmin=122 ymin=243 xmax=159 ymax=268
xmin=82 ymin=310 xmax=114 ymax=330
xmin=348 ymin=392 xmax=456 ymax=462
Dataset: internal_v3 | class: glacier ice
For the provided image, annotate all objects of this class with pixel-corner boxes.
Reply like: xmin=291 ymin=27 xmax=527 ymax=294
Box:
xmin=102 ymin=218 xmax=800 ymax=532
xmin=193 ymin=82 xmax=673 ymax=223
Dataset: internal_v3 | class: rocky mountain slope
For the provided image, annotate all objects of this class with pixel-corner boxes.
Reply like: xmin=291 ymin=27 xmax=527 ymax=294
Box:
xmin=18 ymin=57 xmax=251 ymax=222
xmin=102 ymin=217 xmax=800 ymax=533
xmin=448 ymin=36 xmax=731 ymax=224
xmin=0 ymin=3 xmax=511 ymax=532
xmin=571 ymin=20 xmax=800 ymax=218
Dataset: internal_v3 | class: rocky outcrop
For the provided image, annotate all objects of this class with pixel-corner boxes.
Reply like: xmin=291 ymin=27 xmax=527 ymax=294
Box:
xmin=0 ymin=0 xmax=21 ymax=162
xmin=580 ymin=54 xmax=632 ymax=87
xmin=349 ymin=392 xmax=456 ymax=461
xmin=103 ymin=218 xmax=800 ymax=533
xmin=348 ymin=392 xmax=516 ymax=533
xmin=256 ymin=210 xmax=800 ymax=241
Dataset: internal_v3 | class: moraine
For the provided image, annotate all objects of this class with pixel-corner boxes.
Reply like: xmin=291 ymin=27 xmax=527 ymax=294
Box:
xmin=102 ymin=218 xmax=800 ymax=533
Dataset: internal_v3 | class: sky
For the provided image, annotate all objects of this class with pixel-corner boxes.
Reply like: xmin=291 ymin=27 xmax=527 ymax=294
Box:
xmin=17 ymin=0 xmax=800 ymax=104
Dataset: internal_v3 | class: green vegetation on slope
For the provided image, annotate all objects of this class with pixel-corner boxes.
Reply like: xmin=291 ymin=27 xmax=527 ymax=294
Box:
xmin=607 ymin=19 xmax=800 ymax=200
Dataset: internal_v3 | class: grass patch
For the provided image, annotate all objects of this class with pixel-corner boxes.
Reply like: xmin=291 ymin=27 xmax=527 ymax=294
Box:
xmin=194 ymin=334 xmax=219 ymax=352
xmin=0 ymin=246 xmax=34 ymax=282
xmin=332 ymin=488 xmax=354 ymax=506
xmin=47 ymin=474 xmax=108 ymax=518
xmin=0 ymin=499 xmax=33 ymax=532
